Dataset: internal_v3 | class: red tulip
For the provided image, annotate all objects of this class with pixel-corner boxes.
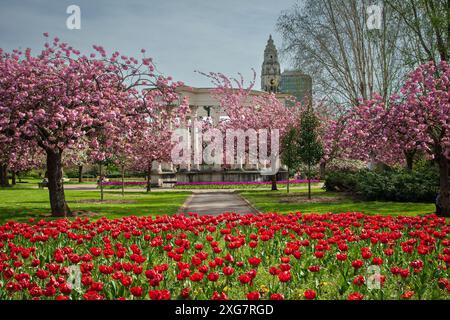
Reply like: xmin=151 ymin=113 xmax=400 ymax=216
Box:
xmin=304 ymin=290 xmax=316 ymax=300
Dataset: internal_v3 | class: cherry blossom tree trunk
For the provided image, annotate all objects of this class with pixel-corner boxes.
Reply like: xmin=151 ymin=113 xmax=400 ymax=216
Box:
xmin=0 ymin=164 xmax=9 ymax=187
xmin=46 ymin=149 xmax=70 ymax=217
xmin=319 ymin=162 xmax=326 ymax=179
xmin=121 ymin=164 xmax=125 ymax=197
xmin=146 ymin=164 xmax=152 ymax=192
xmin=11 ymin=172 xmax=16 ymax=185
xmin=437 ymin=155 xmax=449 ymax=217
xmin=286 ymin=166 xmax=290 ymax=194
xmin=404 ymin=150 xmax=415 ymax=171
xmin=307 ymin=163 xmax=312 ymax=200
xmin=78 ymin=165 xmax=83 ymax=183
xmin=271 ymin=174 xmax=278 ymax=191
xmin=99 ymin=164 xmax=104 ymax=201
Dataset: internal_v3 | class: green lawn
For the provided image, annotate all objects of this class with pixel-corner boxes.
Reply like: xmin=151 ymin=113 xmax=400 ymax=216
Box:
xmin=0 ymin=183 xmax=438 ymax=225
xmin=240 ymin=188 xmax=436 ymax=216
xmin=0 ymin=187 xmax=191 ymax=224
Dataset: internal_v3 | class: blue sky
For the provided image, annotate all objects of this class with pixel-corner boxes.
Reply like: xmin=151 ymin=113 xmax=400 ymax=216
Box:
xmin=0 ymin=0 xmax=297 ymax=88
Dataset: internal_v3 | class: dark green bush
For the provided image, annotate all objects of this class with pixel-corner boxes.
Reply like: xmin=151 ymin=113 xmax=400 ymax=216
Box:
xmin=325 ymin=166 xmax=440 ymax=202
xmin=324 ymin=171 xmax=359 ymax=192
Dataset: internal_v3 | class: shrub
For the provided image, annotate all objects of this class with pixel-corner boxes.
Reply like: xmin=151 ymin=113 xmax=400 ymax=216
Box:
xmin=325 ymin=166 xmax=441 ymax=202
xmin=323 ymin=171 xmax=358 ymax=192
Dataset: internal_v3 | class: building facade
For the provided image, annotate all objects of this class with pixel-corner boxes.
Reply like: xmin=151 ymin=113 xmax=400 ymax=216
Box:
xmin=261 ymin=35 xmax=281 ymax=93
xmin=261 ymin=35 xmax=312 ymax=104
xmin=280 ymin=70 xmax=312 ymax=105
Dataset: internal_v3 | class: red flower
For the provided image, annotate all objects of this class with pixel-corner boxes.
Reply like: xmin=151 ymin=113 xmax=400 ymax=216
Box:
xmin=278 ymin=271 xmax=291 ymax=283
xmin=90 ymin=247 xmax=102 ymax=257
xmin=130 ymin=286 xmax=143 ymax=297
xmin=198 ymin=265 xmax=209 ymax=274
xmin=224 ymin=253 xmax=234 ymax=262
xmin=348 ymin=292 xmax=364 ymax=300
xmin=99 ymin=265 xmax=113 ymax=275
xmin=279 ymin=263 xmax=291 ymax=271
xmin=401 ymin=291 xmax=414 ymax=299
xmin=400 ymin=269 xmax=410 ymax=278
xmin=90 ymin=281 xmax=103 ymax=292
xmin=211 ymin=291 xmax=228 ymax=300
xmin=223 ymin=266 xmax=234 ymax=276
xmin=372 ymin=257 xmax=383 ymax=265
xmin=353 ymin=275 xmax=365 ymax=286
xmin=270 ymin=293 xmax=284 ymax=300
xmin=190 ymin=272 xmax=204 ymax=282
xmin=246 ymin=291 xmax=260 ymax=300
xmin=181 ymin=288 xmax=190 ymax=299
xmin=36 ymin=269 xmax=49 ymax=280
xmin=361 ymin=248 xmax=372 ymax=259
xmin=304 ymin=290 xmax=316 ymax=300
xmin=336 ymin=253 xmax=347 ymax=261
xmin=314 ymin=251 xmax=325 ymax=259
xmin=191 ymin=256 xmax=202 ymax=266
xmin=269 ymin=266 xmax=280 ymax=275
xmin=410 ymin=259 xmax=424 ymax=270
xmin=351 ymin=260 xmax=364 ymax=269
xmin=207 ymin=272 xmax=219 ymax=282
xmin=248 ymin=257 xmax=261 ymax=266
xmin=308 ymin=265 xmax=320 ymax=272
xmin=438 ymin=278 xmax=449 ymax=289
xmin=121 ymin=275 xmax=132 ymax=287
xmin=149 ymin=289 xmax=171 ymax=300
xmin=84 ymin=290 xmax=104 ymax=300
xmin=239 ymin=274 xmax=252 ymax=284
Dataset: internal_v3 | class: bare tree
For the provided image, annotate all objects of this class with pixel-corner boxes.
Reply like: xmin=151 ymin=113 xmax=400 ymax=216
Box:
xmin=277 ymin=0 xmax=404 ymax=107
xmin=385 ymin=0 xmax=448 ymax=64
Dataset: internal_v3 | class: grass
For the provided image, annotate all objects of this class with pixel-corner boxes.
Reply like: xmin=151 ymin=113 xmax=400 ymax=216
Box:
xmin=0 ymin=186 xmax=191 ymax=224
xmin=0 ymin=182 xmax=438 ymax=225
xmin=240 ymin=188 xmax=436 ymax=216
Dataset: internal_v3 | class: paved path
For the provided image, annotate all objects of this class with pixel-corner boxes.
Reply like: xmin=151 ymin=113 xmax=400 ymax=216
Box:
xmin=180 ymin=190 xmax=259 ymax=215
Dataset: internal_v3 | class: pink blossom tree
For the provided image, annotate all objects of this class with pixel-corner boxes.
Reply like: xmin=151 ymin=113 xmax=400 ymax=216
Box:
xmin=390 ymin=61 xmax=450 ymax=216
xmin=340 ymin=94 xmax=405 ymax=168
xmin=0 ymin=35 xmax=182 ymax=216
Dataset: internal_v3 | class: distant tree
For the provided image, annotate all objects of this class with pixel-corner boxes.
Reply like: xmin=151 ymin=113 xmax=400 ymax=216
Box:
xmin=281 ymin=126 xmax=301 ymax=193
xmin=277 ymin=0 xmax=404 ymax=106
xmin=385 ymin=0 xmax=448 ymax=64
xmin=298 ymin=107 xmax=324 ymax=199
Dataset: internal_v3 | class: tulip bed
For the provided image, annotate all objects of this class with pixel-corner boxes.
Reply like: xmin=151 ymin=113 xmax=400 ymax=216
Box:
xmin=0 ymin=212 xmax=449 ymax=300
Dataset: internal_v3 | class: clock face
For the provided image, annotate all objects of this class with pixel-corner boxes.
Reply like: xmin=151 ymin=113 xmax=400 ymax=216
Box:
xmin=270 ymin=78 xmax=276 ymax=85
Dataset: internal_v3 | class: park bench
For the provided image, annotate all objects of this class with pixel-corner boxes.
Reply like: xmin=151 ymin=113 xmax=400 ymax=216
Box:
xmin=38 ymin=181 xmax=48 ymax=189
xmin=162 ymin=180 xmax=177 ymax=188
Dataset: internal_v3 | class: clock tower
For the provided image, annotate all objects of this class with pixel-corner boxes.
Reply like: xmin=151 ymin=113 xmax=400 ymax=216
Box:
xmin=261 ymin=35 xmax=281 ymax=93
